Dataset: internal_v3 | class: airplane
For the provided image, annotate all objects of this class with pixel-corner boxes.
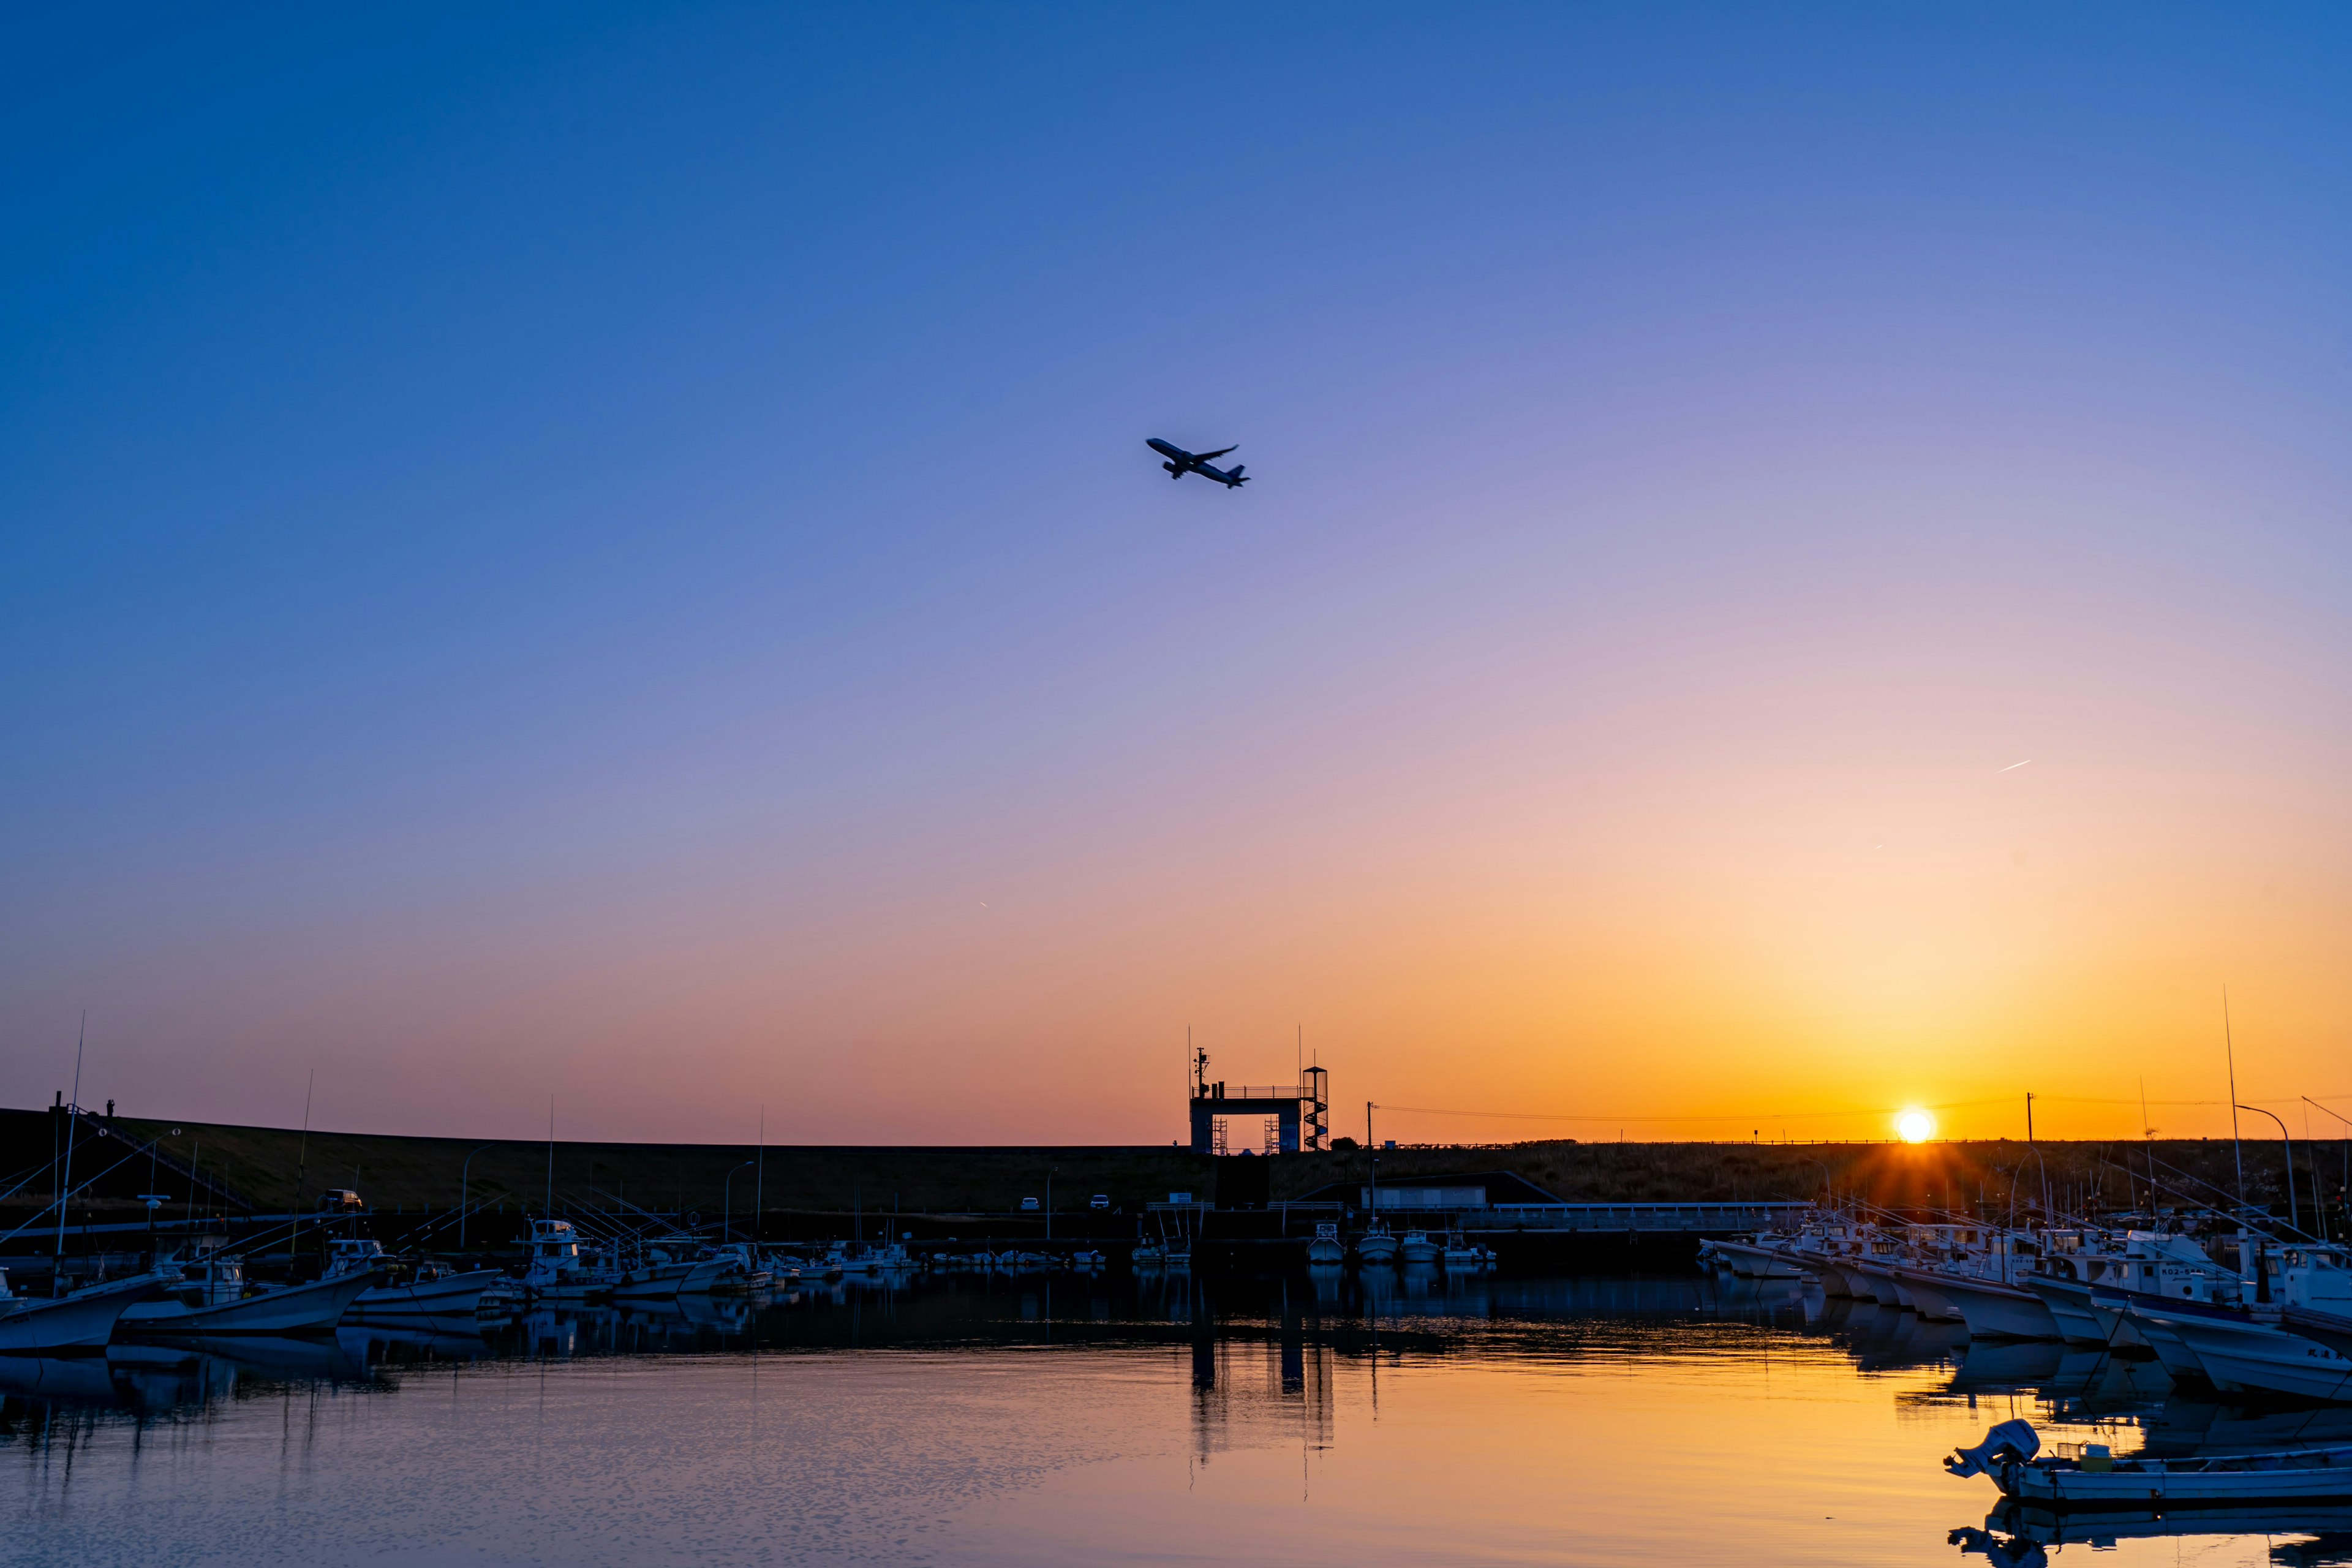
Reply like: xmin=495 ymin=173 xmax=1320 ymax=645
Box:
xmin=1146 ymin=437 xmax=1250 ymax=488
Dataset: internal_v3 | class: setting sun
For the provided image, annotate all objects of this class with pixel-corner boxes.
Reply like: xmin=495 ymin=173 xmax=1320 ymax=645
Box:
xmin=1896 ymin=1110 xmax=1936 ymax=1144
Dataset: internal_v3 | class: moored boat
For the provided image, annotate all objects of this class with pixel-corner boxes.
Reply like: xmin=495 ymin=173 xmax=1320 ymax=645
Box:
xmin=1439 ymin=1237 xmax=1485 ymax=1268
xmin=0 ymin=1268 xmax=172 ymax=1352
xmin=1355 ymin=1223 xmax=1398 ymax=1265
xmin=1709 ymin=1238 xmax=1805 ymax=1281
xmin=517 ymin=1218 xmax=616 ymax=1302
xmin=1306 ymin=1224 xmax=1344 ymax=1265
xmin=327 ymin=1239 xmax=504 ymax=1318
xmin=2127 ymin=1294 xmax=2352 ymax=1403
xmin=118 ymin=1262 xmax=377 ymax=1336
xmin=1948 ymin=1419 xmax=2352 ymax=1507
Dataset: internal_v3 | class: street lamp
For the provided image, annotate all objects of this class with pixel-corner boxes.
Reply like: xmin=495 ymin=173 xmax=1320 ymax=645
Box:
xmin=1046 ymin=1165 xmax=1057 ymax=1243
xmin=458 ymin=1142 xmax=496 ymax=1253
xmin=723 ymin=1160 xmax=755 ymax=1243
xmin=1803 ymin=1159 xmax=1834 ymax=1209
xmin=2306 ymin=1098 xmax=2352 ymax=1240
xmin=2237 ymin=1104 xmax=2299 ymax=1235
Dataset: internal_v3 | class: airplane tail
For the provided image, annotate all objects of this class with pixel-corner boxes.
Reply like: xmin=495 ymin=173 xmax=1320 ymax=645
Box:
xmin=1227 ymin=464 xmax=1248 ymax=486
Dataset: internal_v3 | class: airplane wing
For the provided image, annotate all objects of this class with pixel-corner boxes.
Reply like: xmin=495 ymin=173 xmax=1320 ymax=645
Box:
xmin=1194 ymin=445 xmax=1237 ymax=461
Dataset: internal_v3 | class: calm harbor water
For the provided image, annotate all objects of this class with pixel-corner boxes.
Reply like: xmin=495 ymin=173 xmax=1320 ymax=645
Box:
xmin=5 ymin=1268 xmax=2346 ymax=1567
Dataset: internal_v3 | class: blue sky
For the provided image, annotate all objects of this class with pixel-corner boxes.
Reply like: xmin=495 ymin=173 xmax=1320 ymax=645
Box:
xmin=6 ymin=6 xmax=2349 ymax=1140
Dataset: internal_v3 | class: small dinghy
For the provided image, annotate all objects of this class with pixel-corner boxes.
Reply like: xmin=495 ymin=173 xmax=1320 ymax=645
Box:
xmin=1947 ymin=1419 xmax=2352 ymax=1507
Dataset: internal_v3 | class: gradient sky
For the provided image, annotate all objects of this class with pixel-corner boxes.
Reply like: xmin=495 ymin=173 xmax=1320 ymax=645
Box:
xmin=6 ymin=6 xmax=2349 ymax=1145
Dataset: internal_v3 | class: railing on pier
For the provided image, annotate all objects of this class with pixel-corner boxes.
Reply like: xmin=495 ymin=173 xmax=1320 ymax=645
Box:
xmin=1474 ymin=1202 xmax=1809 ymax=1234
xmin=1135 ymin=1200 xmax=1809 ymax=1235
xmin=1192 ymin=1085 xmax=1315 ymax=1101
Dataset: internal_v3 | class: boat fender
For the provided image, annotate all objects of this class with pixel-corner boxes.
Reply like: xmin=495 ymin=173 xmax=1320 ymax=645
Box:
xmin=1946 ymin=1420 xmax=2040 ymax=1478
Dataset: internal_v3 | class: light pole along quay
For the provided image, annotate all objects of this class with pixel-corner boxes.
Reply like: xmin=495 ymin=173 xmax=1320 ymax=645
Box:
xmin=724 ymin=1160 xmax=755 ymax=1243
xmin=458 ymin=1142 xmax=496 ymax=1253
xmin=2236 ymin=1103 xmax=2300 ymax=1235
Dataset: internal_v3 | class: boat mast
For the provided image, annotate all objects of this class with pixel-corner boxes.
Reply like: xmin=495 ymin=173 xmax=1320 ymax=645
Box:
xmin=55 ymin=1013 xmax=85 ymax=1273
xmin=293 ymin=1066 xmax=314 ymax=1261
xmin=2225 ymin=989 xmax=2245 ymax=1216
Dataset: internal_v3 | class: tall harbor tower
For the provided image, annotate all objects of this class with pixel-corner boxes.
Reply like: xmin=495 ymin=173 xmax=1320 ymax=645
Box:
xmin=1187 ymin=1047 xmax=1330 ymax=1155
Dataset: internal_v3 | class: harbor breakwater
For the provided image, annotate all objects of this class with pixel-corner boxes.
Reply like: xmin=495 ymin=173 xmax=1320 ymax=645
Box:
xmin=5 ymin=1106 xmax=2331 ymax=1246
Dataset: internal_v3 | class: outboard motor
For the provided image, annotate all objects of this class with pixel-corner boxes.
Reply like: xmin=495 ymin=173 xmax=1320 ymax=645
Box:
xmin=1946 ymin=1419 xmax=2040 ymax=1477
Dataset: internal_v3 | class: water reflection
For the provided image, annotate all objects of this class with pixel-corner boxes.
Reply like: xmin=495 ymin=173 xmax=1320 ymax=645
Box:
xmin=5 ymin=1270 xmax=2351 ymax=1565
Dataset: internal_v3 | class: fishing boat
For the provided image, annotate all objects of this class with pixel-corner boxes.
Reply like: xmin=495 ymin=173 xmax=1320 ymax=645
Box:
xmin=517 ymin=1218 xmax=616 ymax=1302
xmin=326 ymin=1239 xmax=505 ymax=1318
xmin=1708 ymin=1237 xmax=1807 ymax=1281
xmin=2117 ymin=1248 xmax=2352 ymax=1403
xmin=1306 ymin=1224 xmax=1344 ymax=1265
xmin=2030 ymin=1229 xmax=2234 ymax=1349
xmin=825 ymin=1240 xmax=915 ymax=1277
xmin=1355 ymin=1223 xmax=1398 ymax=1265
xmin=761 ymin=1249 xmax=842 ymax=1283
xmin=609 ymin=1249 xmax=698 ymax=1299
xmin=0 ymin=1266 xmax=171 ymax=1352
xmin=1921 ymin=1232 xmax=2064 ymax=1340
xmin=682 ymin=1242 xmax=772 ymax=1294
xmin=118 ymin=1254 xmax=378 ymax=1336
xmin=1948 ymin=1418 xmax=2352 ymax=1507
xmin=1441 ymin=1234 xmax=1493 ymax=1268
xmin=1399 ymin=1230 xmax=1439 ymax=1265
xmin=2139 ymin=1302 xmax=2352 ymax=1401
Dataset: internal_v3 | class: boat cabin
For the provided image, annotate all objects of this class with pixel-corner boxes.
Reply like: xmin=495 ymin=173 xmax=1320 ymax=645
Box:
xmin=325 ymin=1238 xmax=390 ymax=1278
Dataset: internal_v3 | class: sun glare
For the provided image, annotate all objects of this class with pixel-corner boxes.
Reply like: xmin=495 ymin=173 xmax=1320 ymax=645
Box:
xmin=1896 ymin=1109 xmax=1935 ymax=1144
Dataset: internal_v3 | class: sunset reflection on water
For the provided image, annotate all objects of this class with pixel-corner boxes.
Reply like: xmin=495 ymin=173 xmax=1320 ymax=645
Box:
xmin=0 ymin=1271 xmax=2323 ymax=1567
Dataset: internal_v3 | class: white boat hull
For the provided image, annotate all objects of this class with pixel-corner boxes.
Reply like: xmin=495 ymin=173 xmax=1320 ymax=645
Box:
xmin=1710 ymin=1241 xmax=1804 ymax=1280
xmin=1355 ymin=1236 xmax=1398 ymax=1264
xmin=2102 ymin=1292 xmax=2213 ymax=1382
xmin=0 ymin=1274 xmax=168 ymax=1352
xmin=1890 ymin=1269 xmax=1967 ymax=1324
xmin=1936 ymin=1275 xmax=2061 ymax=1340
xmin=1811 ymin=1261 xmax=1858 ymax=1298
xmin=2026 ymin=1278 xmax=2113 ymax=1346
xmin=610 ymin=1262 xmax=695 ymax=1299
xmin=351 ymin=1269 xmax=504 ymax=1318
xmin=2141 ymin=1306 xmax=2352 ymax=1402
xmin=1844 ymin=1262 xmax=1898 ymax=1305
xmin=119 ymin=1271 xmax=377 ymax=1336
xmin=1997 ymin=1453 xmax=2352 ymax=1507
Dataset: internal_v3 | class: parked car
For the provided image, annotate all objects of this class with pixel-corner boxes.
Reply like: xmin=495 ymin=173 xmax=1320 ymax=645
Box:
xmin=317 ymin=1188 xmax=363 ymax=1213
xmin=1019 ymin=1197 xmax=1040 ymax=1212
xmin=1089 ymin=1194 xmax=1110 ymax=1210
